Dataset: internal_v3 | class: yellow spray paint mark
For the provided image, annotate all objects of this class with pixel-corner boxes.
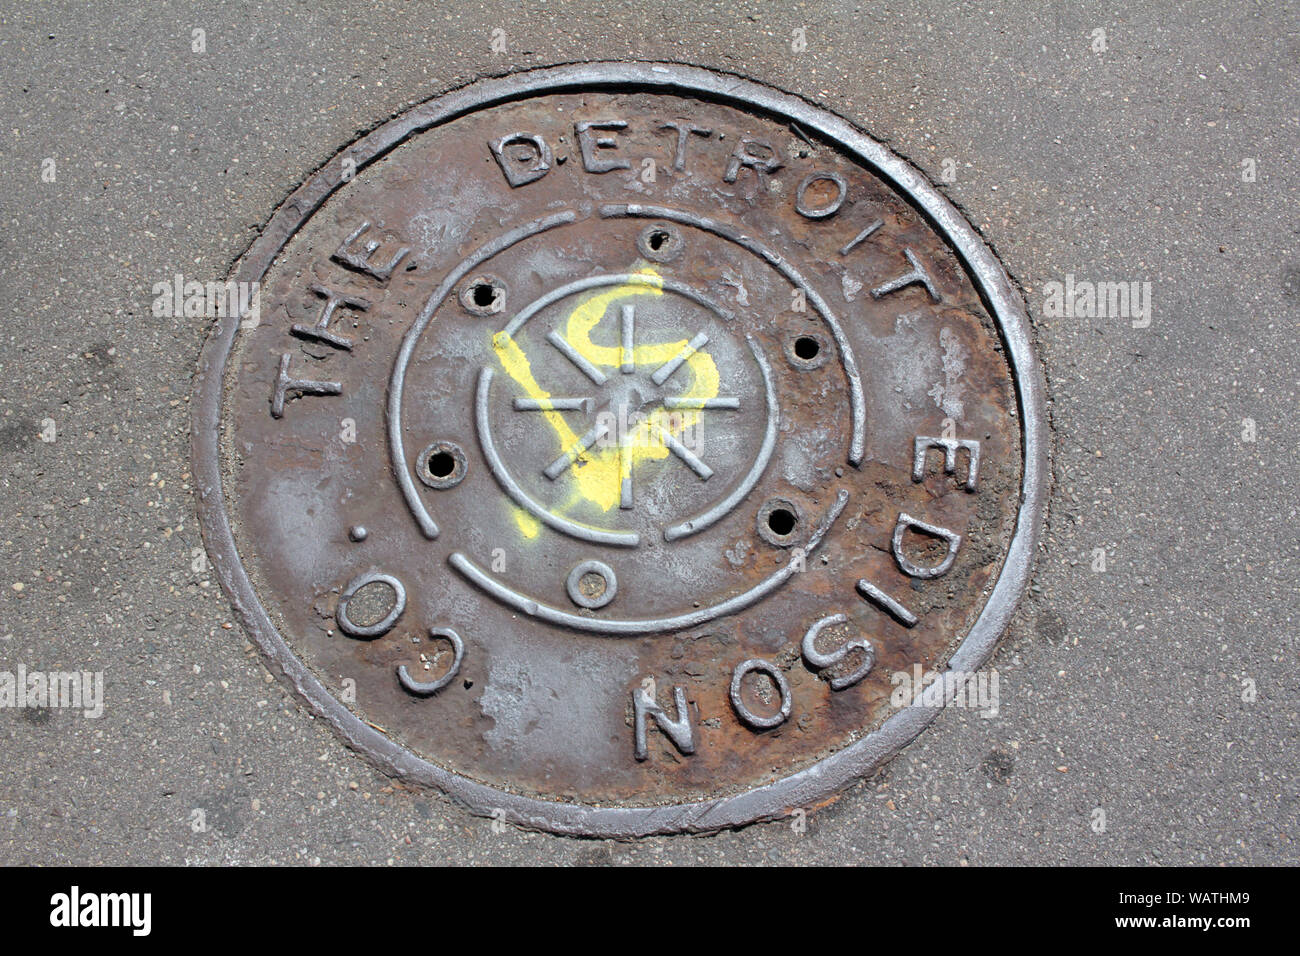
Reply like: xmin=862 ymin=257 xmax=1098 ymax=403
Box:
xmin=512 ymin=507 xmax=540 ymax=539
xmin=492 ymin=267 xmax=720 ymax=513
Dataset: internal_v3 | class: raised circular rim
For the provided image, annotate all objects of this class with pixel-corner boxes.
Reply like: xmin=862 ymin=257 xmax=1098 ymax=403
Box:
xmin=565 ymin=560 xmax=618 ymax=611
xmin=192 ymin=61 xmax=1047 ymax=837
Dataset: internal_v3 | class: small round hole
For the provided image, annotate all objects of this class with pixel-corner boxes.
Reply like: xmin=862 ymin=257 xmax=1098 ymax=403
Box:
xmin=794 ymin=336 xmax=820 ymax=360
xmin=637 ymin=224 xmax=683 ymax=262
xmin=767 ymin=508 xmax=796 ymax=536
xmin=786 ymin=333 xmax=828 ymax=369
xmin=459 ymin=274 xmax=507 ymax=315
xmin=427 ymin=451 xmax=456 ymax=479
xmin=416 ymin=441 xmax=468 ymax=489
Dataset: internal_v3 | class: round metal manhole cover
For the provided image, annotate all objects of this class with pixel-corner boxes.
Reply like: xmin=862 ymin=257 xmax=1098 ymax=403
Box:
xmin=193 ymin=63 xmax=1046 ymax=836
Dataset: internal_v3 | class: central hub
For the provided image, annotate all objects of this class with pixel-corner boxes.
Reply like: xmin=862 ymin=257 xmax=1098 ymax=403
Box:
xmin=603 ymin=380 xmax=660 ymax=418
xmin=476 ymin=274 xmax=771 ymax=533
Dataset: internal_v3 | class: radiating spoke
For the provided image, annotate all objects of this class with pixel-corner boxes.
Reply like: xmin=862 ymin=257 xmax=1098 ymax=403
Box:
xmin=655 ymin=425 xmax=713 ymax=481
xmin=621 ymin=304 xmax=636 ymax=374
xmin=619 ymin=438 xmax=634 ymax=510
xmin=662 ymin=396 xmax=739 ymax=410
xmin=527 ymin=312 xmax=730 ymax=495
xmin=513 ymin=397 xmax=592 ymax=412
xmin=546 ymin=330 xmax=607 ymax=385
xmin=543 ymin=421 xmax=609 ymax=480
xmin=651 ymin=332 xmax=709 ymax=386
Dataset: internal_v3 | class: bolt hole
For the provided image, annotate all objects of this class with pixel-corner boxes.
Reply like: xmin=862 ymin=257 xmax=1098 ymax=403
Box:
xmin=638 ymin=224 xmax=682 ymax=261
xmin=794 ymin=336 xmax=820 ymax=360
xmin=460 ymin=275 xmax=507 ymax=315
xmin=767 ymin=508 xmax=796 ymax=537
xmin=416 ymin=441 xmax=467 ymax=489
xmin=427 ymin=451 xmax=456 ymax=479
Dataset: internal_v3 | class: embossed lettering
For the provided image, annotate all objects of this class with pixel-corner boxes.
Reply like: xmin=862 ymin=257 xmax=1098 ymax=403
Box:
xmin=870 ymin=247 xmax=941 ymax=302
xmin=912 ymin=435 xmax=981 ymax=491
xmin=892 ymin=512 xmax=962 ymax=579
xmin=855 ymin=579 xmax=918 ymax=627
xmin=722 ymin=138 xmax=783 ymax=185
xmin=335 ymin=572 xmax=407 ymax=638
xmin=839 ymin=219 xmax=883 ymax=256
xmin=729 ymin=658 xmax=792 ymax=729
xmin=291 ymin=283 xmax=371 ymax=350
xmin=795 ymin=171 xmax=847 ymax=219
xmin=489 ymin=132 xmax=554 ymax=187
xmin=332 ymin=220 xmax=411 ymax=282
xmin=633 ymin=681 xmax=695 ymax=760
xmin=397 ymin=627 xmax=465 ymax=696
xmin=270 ymin=353 xmax=342 ymax=419
xmin=802 ymin=614 xmax=876 ymax=690
xmin=576 ymin=120 xmax=631 ymax=173
xmin=658 ymin=121 xmax=712 ymax=171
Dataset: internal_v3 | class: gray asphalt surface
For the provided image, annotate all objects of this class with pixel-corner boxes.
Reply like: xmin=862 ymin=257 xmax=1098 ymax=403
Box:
xmin=0 ymin=0 xmax=1296 ymax=865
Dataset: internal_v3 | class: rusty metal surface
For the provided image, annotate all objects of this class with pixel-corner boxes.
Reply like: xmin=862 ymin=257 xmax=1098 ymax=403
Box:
xmin=192 ymin=63 xmax=1046 ymax=836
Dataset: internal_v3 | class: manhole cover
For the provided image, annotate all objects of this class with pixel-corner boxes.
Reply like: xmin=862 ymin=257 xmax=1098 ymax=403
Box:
xmin=193 ymin=63 xmax=1046 ymax=836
